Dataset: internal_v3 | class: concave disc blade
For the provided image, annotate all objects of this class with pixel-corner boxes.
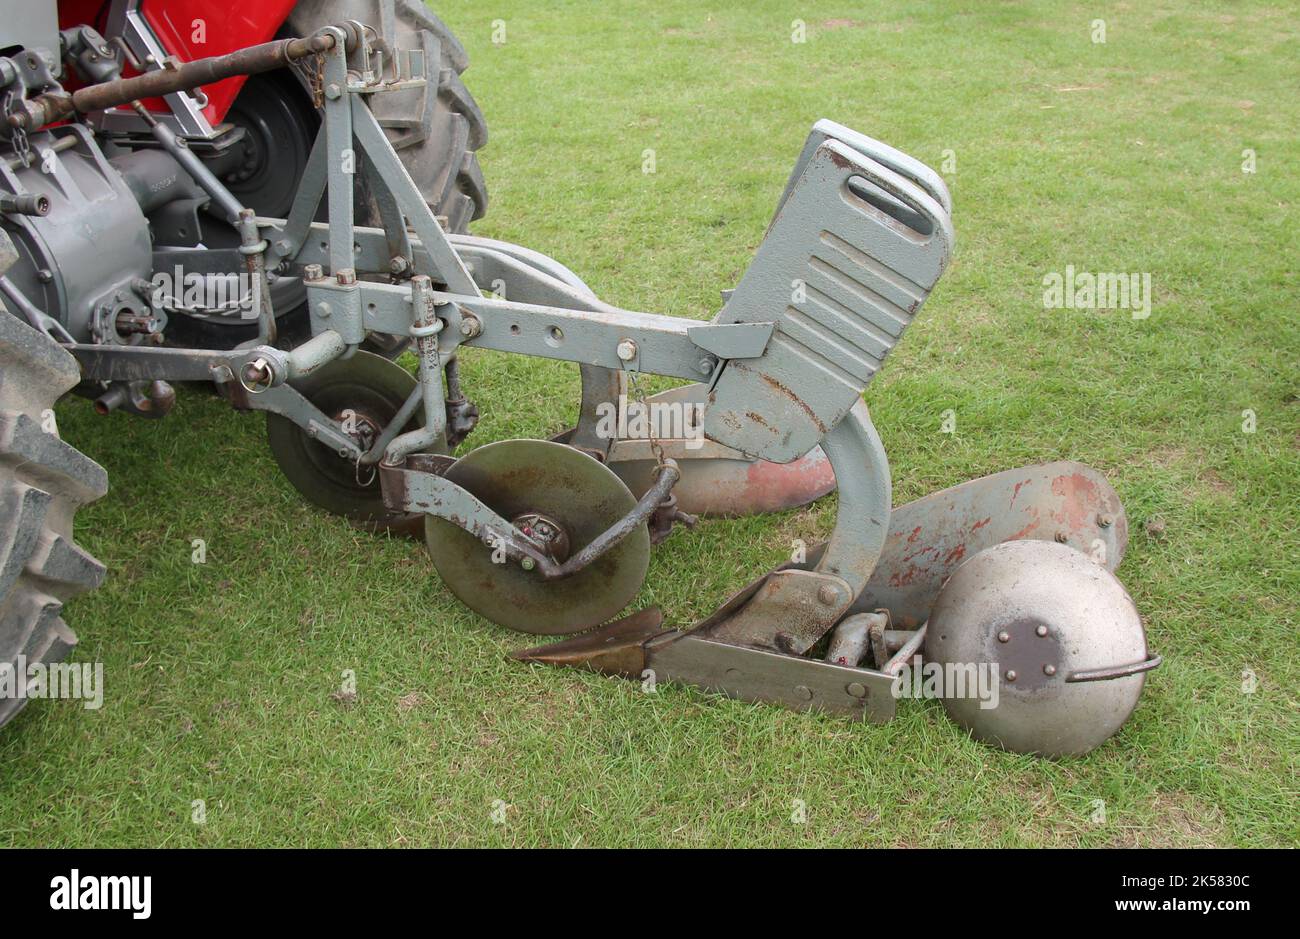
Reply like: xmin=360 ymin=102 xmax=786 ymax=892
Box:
xmin=425 ymin=439 xmax=650 ymax=634
xmin=266 ymin=350 xmax=442 ymax=534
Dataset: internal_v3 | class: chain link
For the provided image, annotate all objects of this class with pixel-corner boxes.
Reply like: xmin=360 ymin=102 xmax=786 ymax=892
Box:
xmin=3 ymin=90 xmax=31 ymax=168
xmin=627 ymin=370 xmax=667 ymax=468
xmin=309 ymin=52 xmax=326 ymax=109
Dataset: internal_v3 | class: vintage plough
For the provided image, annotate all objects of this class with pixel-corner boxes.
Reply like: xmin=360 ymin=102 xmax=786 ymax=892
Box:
xmin=3 ymin=20 xmax=1157 ymax=755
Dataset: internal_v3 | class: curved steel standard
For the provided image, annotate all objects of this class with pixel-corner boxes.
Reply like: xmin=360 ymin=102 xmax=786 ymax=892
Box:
xmin=53 ymin=27 xmax=1157 ymax=755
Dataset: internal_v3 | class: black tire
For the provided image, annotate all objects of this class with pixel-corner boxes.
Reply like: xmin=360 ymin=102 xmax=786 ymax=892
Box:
xmin=0 ymin=310 xmax=108 ymax=731
xmin=286 ymin=0 xmax=488 ymax=231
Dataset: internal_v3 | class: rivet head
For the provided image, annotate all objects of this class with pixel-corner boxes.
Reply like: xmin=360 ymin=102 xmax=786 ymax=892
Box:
xmin=846 ymin=682 xmax=867 ymax=699
xmin=997 ymin=630 xmax=1010 ymax=643
xmin=817 ymin=584 xmax=839 ymax=606
xmin=1005 ymin=670 xmax=1018 ymax=682
xmin=794 ymin=685 xmax=813 ymax=701
xmin=1043 ymin=664 xmax=1057 ymax=676
xmin=1036 ymin=624 xmax=1048 ymax=637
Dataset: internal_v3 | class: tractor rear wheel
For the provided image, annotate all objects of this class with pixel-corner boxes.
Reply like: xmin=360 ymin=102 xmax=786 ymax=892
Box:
xmin=282 ymin=0 xmax=489 ymax=229
xmin=0 ymin=309 xmax=108 ymax=731
xmin=174 ymin=1 xmax=489 ymax=352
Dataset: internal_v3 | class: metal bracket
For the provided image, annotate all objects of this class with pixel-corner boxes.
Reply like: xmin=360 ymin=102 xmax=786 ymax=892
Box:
xmin=646 ymin=634 xmax=898 ymax=723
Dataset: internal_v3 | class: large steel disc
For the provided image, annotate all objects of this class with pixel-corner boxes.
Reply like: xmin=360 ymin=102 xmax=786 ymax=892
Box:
xmin=266 ymin=350 xmax=444 ymax=534
xmin=924 ymin=540 xmax=1151 ymax=757
xmin=425 ymin=439 xmax=650 ymax=634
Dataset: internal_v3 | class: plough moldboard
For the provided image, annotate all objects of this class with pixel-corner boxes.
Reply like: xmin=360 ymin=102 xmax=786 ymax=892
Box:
xmin=31 ymin=21 xmax=1156 ymax=756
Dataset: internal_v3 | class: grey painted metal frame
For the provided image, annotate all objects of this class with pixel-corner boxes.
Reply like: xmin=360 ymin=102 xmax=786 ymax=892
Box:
xmin=66 ymin=27 xmax=947 ymax=637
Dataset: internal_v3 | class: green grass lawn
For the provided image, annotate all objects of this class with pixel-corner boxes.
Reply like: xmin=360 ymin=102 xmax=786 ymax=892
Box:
xmin=3 ymin=0 xmax=1296 ymax=847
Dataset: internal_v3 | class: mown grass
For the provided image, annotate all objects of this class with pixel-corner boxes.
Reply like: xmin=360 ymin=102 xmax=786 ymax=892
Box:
xmin=2 ymin=0 xmax=1296 ymax=847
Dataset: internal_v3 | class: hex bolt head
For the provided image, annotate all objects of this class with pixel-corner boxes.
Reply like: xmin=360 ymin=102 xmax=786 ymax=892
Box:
xmin=846 ymin=682 xmax=868 ymax=699
xmin=1005 ymin=670 xmax=1018 ymax=682
xmin=817 ymin=584 xmax=839 ymax=606
xmin=335 ymin=268 xmax=357 ymax=286
xmin=303 ymin=263 xmax=324 ymax=281
xmin=325 ymin=82 xmax=342 ymax=99
xmin=615 ymin=339 xmax=638 ymax=362
xmin=1043 ymin=664 xmax=1057 ymax=676
xmin=794 ymin=685 xmax=813 ymax=701
xmin=316 ymin=301 xmax=332 ymax=319
xmin=389 ymin=256 xmax=409 ymax=275
xmin=697 ymin=356 xmax=716 ymax=375
xmin=1035 ymin=624 xmax=1049 ymax=637
xmin=997 ymin=630 xmax=1010 ymax=643
xmin=459 ymin=315 xmax=482 ymax=338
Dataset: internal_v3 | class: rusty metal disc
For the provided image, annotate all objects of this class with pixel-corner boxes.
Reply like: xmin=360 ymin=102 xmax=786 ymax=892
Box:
xmin=425 ymin=439 xmax=650 ymax=634
xmin=266 ymin=350 xmax=444 ymax=535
